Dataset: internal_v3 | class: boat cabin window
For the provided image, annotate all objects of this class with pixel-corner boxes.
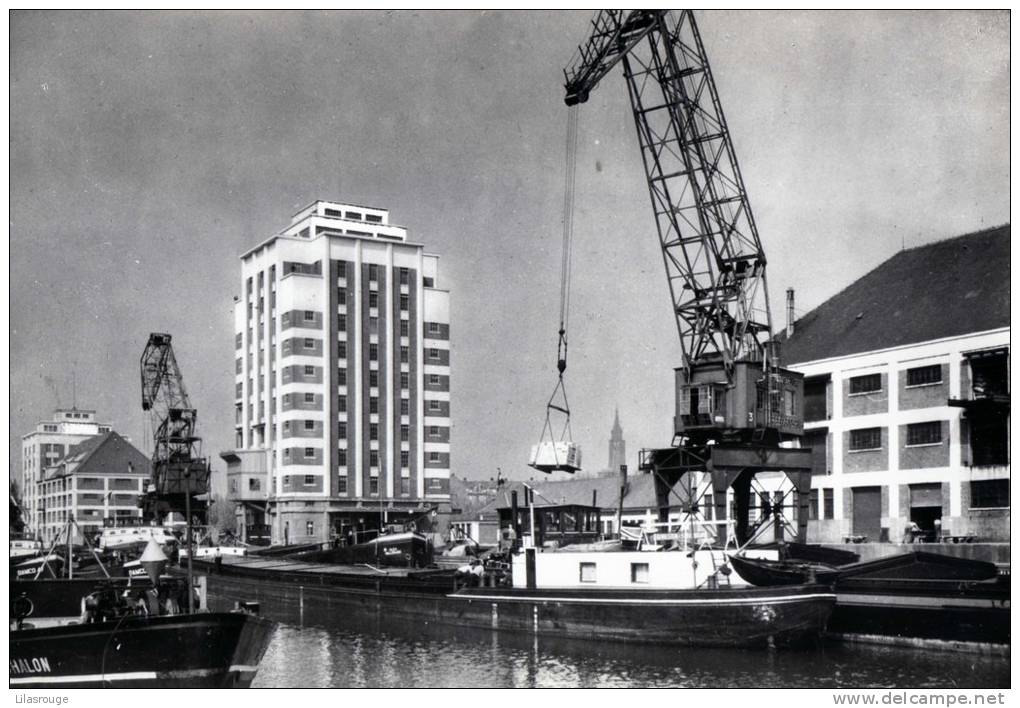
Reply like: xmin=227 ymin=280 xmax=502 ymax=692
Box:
xmin=631 ymin=563 xmax=650 ymax=584
xmin=579 ymin=562 xmax=597 ymax=583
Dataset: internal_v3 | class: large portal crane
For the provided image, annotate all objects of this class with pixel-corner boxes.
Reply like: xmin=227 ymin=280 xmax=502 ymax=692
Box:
xmin=139 ymin=333 xmax=209 ymax=526
xmin=563 ymin=10 xmax=812 ymax=544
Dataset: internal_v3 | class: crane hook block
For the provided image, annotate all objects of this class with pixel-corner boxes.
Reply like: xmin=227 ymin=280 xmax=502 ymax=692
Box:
xmin=557 ymin=359 xmax=567 ymax=374
xmin=528 ymin=441 xmax=583 ymax=474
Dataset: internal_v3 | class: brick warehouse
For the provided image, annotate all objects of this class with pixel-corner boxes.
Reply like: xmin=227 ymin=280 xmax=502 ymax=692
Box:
xmin=781 ymin=226 xmax=1009 ymax=544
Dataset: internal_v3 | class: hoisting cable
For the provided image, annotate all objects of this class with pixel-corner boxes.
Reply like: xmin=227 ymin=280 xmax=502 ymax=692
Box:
xmin=532 ymin=105 xmax=580 ymax=471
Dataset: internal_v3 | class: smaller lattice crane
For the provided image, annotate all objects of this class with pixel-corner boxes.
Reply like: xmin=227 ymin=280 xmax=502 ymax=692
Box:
xmin=139 ymin=333 xmax=210 ymax=526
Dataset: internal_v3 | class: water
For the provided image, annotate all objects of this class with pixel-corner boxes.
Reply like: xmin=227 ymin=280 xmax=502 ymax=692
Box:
xmin=230 ymin=600 xmax=1010 ymax=689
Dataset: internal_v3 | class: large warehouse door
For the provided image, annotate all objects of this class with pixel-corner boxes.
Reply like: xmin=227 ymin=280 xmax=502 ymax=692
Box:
xmin=852 ymin=486 xmax=882 ymax=542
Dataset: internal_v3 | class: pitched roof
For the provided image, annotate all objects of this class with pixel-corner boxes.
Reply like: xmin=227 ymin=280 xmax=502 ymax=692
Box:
xmin=46 ymin=431 xmax=150 ymax=479
xmin=780 ymin=226 xmax=1010 ymax=365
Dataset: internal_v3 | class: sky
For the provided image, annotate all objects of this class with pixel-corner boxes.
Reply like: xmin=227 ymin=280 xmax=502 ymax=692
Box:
xmin=9 ymin=10 xmax=1010 ymax=489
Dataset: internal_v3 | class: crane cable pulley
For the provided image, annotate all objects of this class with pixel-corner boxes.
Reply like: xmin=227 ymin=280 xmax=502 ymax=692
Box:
xmin=536 ymin=105 xmax=580 ymax=454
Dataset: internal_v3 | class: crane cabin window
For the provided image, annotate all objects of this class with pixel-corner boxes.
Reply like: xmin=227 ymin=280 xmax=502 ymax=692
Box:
xmin=630 ymin=563 xmax=650 ymax=584
xmin=579 ymin=563 xmax=597 ymax=583
xmin=849 ymin=373 xmax=882 ymax=395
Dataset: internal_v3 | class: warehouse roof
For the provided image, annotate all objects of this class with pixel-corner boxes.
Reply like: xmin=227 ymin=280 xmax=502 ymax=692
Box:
xmin=780 ymin=225 xmax=1010 ymax=365
xmin=45 ymin=431 xmax=149 ymax=480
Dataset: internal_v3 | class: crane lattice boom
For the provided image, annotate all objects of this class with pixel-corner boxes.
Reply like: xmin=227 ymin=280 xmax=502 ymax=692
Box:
xmin=565 ymin=10 xmax=773 ymax=376
xmin=139 ymin=333 xmax=209 ymax=522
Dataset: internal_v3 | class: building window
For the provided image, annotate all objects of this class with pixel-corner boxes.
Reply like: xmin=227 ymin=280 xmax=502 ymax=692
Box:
xmin=370 ymin=423 xmax=379 ymax=440
xmin=399 ymin=294 xmax=409 ymax=311
xmin=302 ymin=338 xmax=314 ymax=349
xmin=338 ymin=448 xmax=347 ymax=466
xmin=401 ymin=399 xmax=410 ymax=415
xmin=304 ymin=393 xmax=315 ymax=404
xmin=823 ymin=489 xmax=834 ymax=519
xmin=368 ymin=264 xmax=379 ymax=282
xmin=429 ymin=451 xmax=441 ymax=463
xmin=304 ymin=474 xmax=315 ymax=485
xmin=400 ymin=477 xmax=410 ymax=495
xmin=338 ymin=289 xmax=346 ymax=306
xmin=429 ymin=348 xmax=440 ymax=360
xmin=429 ymin=426 xmax=440 ymax=438
xmin=400 ymin=451 xmax=410 ymax=467
xmin=304 ymin=447 xmax=315 ymax=459
xmin=338 ymin=342 xmax=347 ymax=361
xmin=906 ymin=364 xmax=942 ymax=387
xmin=400 ymin=347 xmax=409 ymax=363
xmin=429 ymin=374 xmax=441 ymax=386
xmin=370 ymin=397 xmax=379 ymax=414
xmin=849 ymin=427 xmax=882 ymax=451
xmin=400 ymin=372 xmax=409 ymax=388
xmin=906 ymin=421 xmax=942 ymax=446
xmin=369 ymin=370 xmax=379 ymax=387
xmin=579 ymin=562 xmax=597 ymax=583
xmin=630 ymin=563 xmax=650 ymax=584
xmin=338 ymin=368 xmax=347 ymax=386
xmin=370 ymin=451 xmax=379 ymax=467
xmin=369 ymin=317 xmax=379 ymax=333
xmin=399 ymin=268 xmax=409 ymax=285
xmin=304 ymin=419 xmax=315 ymax=431
xmin=338 ymin=475 xmax=347 ymax=494
xmin=400 ymin=320 xmax=409 ymax=337
xmin=338 ymin=314 xmax=346 ymax=332
xmin=304 ymin=365 xmax=315 ymax=376
xmin=400 ymin=425 xmax=409 ymax=442
xmin=428 ymin=400 xmax=442 ymax=412
xmin=970 ymin=479 xmax=1009 ymax=509
xmin=809 ymin=489 xmax=819 ymax=521
xmin=338 ymin=422 xmax=347 ymax=439
xmin=429 ymin=322 xmax=440 ymax=334
xmin=369 ymin=344 xmax=379 ymax=361
xmin=369 ymin=477 xmax=379 ymax=495
xmin=338 ymin=395 xmax=347 ymax=411
xmin=304 ymin=310 xmax=315 ymax=322
xmin=369 ymin=292 xmax=379 ymax=308
xmin=849 ymin=373 xmax=881 ymax=395
xmin=306 ymin=521 xmax=314 ymax=536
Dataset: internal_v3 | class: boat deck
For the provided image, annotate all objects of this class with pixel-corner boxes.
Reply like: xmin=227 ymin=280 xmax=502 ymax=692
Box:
xmin=205 ymin=554 xmax=444 ymax=579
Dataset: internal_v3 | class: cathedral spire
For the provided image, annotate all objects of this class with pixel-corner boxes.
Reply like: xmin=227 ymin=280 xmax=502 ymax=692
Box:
xmin=608 ymin=407 xmax=625 ymax=471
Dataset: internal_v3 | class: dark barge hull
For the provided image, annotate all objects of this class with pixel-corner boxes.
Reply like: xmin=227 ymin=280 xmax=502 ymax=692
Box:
xmin=827 ymin=578 xmax=1010 ymax=646
xmin=195 ymin=560 xmax=834 ymax=648
xmin=9 ymin=612 xmax=274 ymax=688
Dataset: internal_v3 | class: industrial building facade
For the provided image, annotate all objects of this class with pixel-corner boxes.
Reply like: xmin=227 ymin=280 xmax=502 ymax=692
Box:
xmin=783 ymin=226 xmax=1010 ymax=544
xmin=20 ymin=408 xmax=113 ymax=536
xmin=35 ymin=431 xmax=149 ymax=544
xmin=224 ymin=200 xmax=451 ymax=545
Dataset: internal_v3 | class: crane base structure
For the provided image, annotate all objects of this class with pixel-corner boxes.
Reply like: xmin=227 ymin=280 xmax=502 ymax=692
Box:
xmin=640 ymin=443 xmax=814 ymax=547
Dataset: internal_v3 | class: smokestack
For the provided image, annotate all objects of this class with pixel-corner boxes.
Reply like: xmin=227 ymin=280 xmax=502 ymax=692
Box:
xmin=785 ymin=288 xmax=795 ymax=338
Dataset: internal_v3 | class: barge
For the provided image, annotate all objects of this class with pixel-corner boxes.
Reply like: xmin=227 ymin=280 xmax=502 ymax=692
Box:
xmin=193 ymin=549 xmax=835 ymax=648
xmin=729 ymin=551 xmax=1010 ymax=648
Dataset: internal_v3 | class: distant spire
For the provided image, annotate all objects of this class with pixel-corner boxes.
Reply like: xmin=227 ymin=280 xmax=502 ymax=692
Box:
xmin=611 ymin=406 xmax=622 ymax=439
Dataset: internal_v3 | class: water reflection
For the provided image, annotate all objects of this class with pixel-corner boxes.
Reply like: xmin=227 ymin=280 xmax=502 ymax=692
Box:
xmin=210 ymin=594 xmax=1008 ymax=688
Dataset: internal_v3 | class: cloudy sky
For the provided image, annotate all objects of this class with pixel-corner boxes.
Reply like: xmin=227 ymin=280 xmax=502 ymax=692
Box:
xmin=10 ymin=10 xmax=1009 ymax=487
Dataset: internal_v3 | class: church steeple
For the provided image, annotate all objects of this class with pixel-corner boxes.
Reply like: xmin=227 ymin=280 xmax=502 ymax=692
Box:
xmin=608 ymin=407 xmax=626 ymax=472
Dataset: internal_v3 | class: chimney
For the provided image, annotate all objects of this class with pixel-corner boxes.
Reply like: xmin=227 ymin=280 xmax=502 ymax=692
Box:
xmin=785 ymin=288 xmax=795 ymax=338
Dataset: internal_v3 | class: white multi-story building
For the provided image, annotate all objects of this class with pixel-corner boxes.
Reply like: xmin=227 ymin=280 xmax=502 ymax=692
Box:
xmin=36 ymin=431 xmax=149 ymax=544
xmin=782 ymin=226 xmax=1009 ymax=544
xmin=20 ymin=408 xmax=112 ymax=537
xmin=223 ymin=200 xmax=451 ymax=545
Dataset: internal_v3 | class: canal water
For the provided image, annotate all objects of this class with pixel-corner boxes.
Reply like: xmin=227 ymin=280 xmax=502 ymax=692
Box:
xmin=215 ymin=595 xmax=1010 ymax=689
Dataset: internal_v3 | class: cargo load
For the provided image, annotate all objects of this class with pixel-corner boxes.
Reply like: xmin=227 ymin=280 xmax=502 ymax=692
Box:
xmin=529 ymin=441 xmax=582 ymax=473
